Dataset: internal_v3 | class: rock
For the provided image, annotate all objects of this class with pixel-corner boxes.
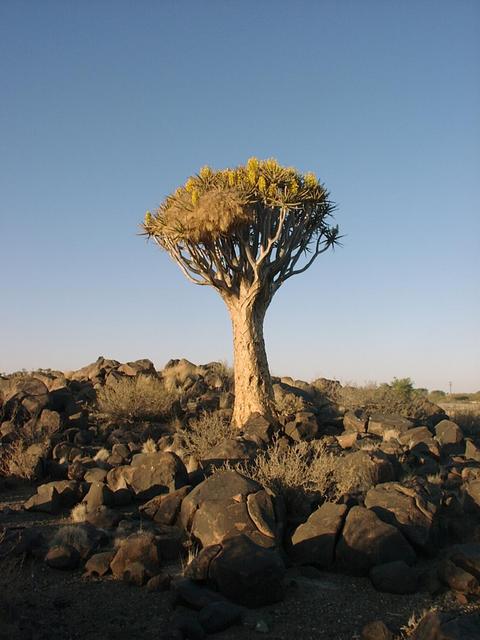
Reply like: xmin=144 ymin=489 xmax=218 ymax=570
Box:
xmin=129 ymin=451 xmax=189 ymax=501
xmin=242 ymin=412 xmax=278 ymax=443
xmin=285 ymin=411 xmax=319 ymax=441
xmin=110 ymin=532 xmax=161 ymax=584
xmin=84 ymin=551 xmax=116 ymax=577
xmin=336 ymin=506 xmax=416 ymax=575
xmin=465 ymin=439 xmax=480 ymax=462
xmin=180 ymin=470 xmax=283 ymax=548
xmin=343 ymin=410 xmax=368 ymax=433
xmin=290 ymin=503 xmax=348 ymax=567
xmin=205 ymin=438 xmax=258 ymax=464
xmin=198 ymin=601 xmax=244 ymax=633
xmin=443 ymin=543 xmax=480 ymax=583
xmin=45 ymin=544 xmax=80 ymax=570
xmin=398 ymin=427 xmax=439 ymax=457
xmin=146 ymin=572 xmax=172 ymax=592
xmin=364 ymin=482 xmax=439 ymax=549
xmin=84 ymin=482 xmax=115 ymax=511
xmin=117 ymin=359 xmax=156 ymax=377
xmin=84 ymin=468 xmax=108 ymax=483
xmin=208 ymin=535 xmax=286 ymax=607
xmin=361 ymin=620 xmax=393 ymax=640
xmin=368 ymin=414 xmax=414 ymax=438
xmin=435 ymin=420 xmax=464 ymax=445
xmin=106 ymin=465 xmax=135 ymax=491
xmin=438 ymin=559 xmax=478 ymax=594
xmin=369 ymin=561 xmax=419 ymax=594
xmin=336 ymin=431 xmax=358 ymax=449
xmin=341 ymin=450 xmax=396 ymax=491
xmin=412 ymin=611 xmax=480 ymax=640
xmin=24 ymin=480 xmax=82 ymax=514
xmin=140 ymin=485 xmax=191 ymax=525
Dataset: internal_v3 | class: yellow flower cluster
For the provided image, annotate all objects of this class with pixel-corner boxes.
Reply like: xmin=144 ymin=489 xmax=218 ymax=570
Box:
xmin=143 ymin=158 xmax=327 ymax=242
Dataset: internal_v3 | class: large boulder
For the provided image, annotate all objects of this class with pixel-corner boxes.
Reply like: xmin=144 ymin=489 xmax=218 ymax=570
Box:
xmin=129 ymin=451 xmax=189 ymax=501
xmin=180 ymin=470 xmax=284 ymax=548
xmin=289 ymin=502 xmax=348 ymax=567
xmin=336 ymin=506 xmax=416 ymax=575
xmin=191 ymin=535 xmax=286 ymax=607
xmin=364 ymin=482 xmax=440 ymax=549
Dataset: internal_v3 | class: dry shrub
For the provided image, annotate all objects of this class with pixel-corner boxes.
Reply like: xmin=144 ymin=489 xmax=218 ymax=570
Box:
xmin=97 ymin=375 xmax=178 ymax=422
xmin=0 ymin=440 xmax=41 ymax=480
xmin=236 ymin=438 xmax=359 ymax=507
xmin=181 ymin=411 xmax=235 ymax=459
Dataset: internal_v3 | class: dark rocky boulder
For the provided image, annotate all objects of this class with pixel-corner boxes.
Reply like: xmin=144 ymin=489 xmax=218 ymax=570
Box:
xmin=367 ymin=414 xmax=414 ymax=438
xmin=180 ymin=470 xmax=283 ymax=548
xmin=336 ymin=506 xmax=416 ymax=575
xmin=207 ymin=535 xmax=286 ymax=607
xmin=364 ymin=481 xmax=440 ymax=549
xmin=140 ymin=485 xmax=191 ymax=525
xmin=289 ymin=502 xmax=348 ymax=567
xmin=110 ymin=531 xmax=162 ymax=584
xmin=129 ymin=451 xmax=189 ymax=501
xmin=369 ymin=560 xmax=420 ymax=594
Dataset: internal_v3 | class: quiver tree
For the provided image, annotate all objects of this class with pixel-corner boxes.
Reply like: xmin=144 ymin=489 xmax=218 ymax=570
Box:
xmin=143 ymin=158 xmax=339 ymax=428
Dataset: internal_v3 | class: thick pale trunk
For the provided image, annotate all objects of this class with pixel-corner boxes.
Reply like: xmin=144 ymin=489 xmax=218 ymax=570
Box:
xmin=227 ymin=296 xmax=276 ymax=428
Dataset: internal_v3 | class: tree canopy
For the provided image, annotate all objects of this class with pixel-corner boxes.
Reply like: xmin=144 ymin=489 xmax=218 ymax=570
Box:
xmin=142 ymin=157 xmax=339 ymax=298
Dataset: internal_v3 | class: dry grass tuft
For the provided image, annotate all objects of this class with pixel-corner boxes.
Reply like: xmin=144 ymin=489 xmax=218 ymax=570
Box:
xmin=70 ymin=502 xmax=88 ymax=523
xmin=142 ymin=438 xmax=158 ymax=453
xmin=97 ymin=375 xmax=178 ymax=422
xmin=51 ymin=525 xmax=91 ymax=556
xmin=181 ymin=411 xmax=235 ymax=460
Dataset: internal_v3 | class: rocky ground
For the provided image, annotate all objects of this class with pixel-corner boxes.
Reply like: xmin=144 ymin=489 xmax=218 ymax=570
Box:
xmin=1 ymin=357 xmax=480 ymax=639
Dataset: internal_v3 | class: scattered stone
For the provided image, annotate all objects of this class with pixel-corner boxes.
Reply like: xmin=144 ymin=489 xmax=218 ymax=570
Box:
xmin=140 ymin=485 xmax=191 ymax=525
xmin=45 ymin=544 xmax=80 ymax=570
xmin=84 ymin=551 xmax=116 ymax=577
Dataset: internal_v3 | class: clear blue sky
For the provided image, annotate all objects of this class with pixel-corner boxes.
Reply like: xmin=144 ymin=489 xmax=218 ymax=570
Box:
xmin=1 ymin=1 xmax=479 ymax=392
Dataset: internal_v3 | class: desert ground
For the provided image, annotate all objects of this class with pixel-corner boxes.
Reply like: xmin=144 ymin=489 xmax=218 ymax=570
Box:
xmin=1 ymin=357 xmax=479 ymax=640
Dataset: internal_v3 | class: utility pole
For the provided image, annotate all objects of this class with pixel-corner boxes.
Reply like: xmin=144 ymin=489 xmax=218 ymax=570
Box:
xmin=449 ymin=381 xmax=452 ymax=396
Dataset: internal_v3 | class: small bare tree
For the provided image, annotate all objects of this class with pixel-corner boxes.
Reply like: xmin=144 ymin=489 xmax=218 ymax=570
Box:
xmin=143 ymin=158 xmax=339 ymax=427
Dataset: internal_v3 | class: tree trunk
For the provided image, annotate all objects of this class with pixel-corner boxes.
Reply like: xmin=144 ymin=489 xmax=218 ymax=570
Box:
xmin=227 ymin=294 xmax=276 ymax=428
